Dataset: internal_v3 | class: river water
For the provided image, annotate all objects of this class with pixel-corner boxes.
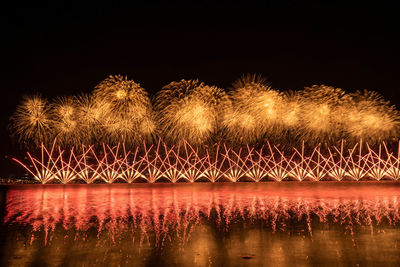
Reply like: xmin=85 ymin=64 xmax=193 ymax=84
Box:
xmin=0 ymin=182 xmax=399 ymax=266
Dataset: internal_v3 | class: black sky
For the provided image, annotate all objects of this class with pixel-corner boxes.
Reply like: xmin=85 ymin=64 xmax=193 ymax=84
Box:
xmin=2 ymin=1 xmax=399 ymax=176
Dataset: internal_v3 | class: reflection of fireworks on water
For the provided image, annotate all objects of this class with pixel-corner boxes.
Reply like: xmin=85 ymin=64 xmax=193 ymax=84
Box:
xmin=4 ymin=185 xmax=400 ymax=246
xmin=13 ymin=140 xmax=400 ymax=184
xmin=9 ymin=74 xmax=400 ymax=147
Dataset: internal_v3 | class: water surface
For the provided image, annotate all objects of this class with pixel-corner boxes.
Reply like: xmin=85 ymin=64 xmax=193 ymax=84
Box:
xmin=0 ymin=182 xmax=399 ymax=266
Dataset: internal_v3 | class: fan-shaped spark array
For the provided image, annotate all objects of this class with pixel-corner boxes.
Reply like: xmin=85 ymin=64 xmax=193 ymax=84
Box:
xmin=13 ymin=140 xmax=400 ymax=184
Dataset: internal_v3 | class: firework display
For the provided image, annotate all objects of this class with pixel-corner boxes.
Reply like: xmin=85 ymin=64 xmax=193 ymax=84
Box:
xmin=9 ymin=75 xmax=400 ymax=148
xmin=9 ymin=75 xmax=400 ymax=182
xmin=11 ymin=94 xmax=53 ymax=147
xmin=12 ymin=140 xmax=400 ymax=184
xmin=155 ymin=80 xmax=229 ymax=144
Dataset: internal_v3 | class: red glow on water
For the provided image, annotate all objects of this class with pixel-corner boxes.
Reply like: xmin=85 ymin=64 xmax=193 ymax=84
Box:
xmin=4 ymin=183 xmax=400 ymax=246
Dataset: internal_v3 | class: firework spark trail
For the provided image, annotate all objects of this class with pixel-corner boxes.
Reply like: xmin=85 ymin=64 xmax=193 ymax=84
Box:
xmin=12 ymin=140 xmax=400 ymax=184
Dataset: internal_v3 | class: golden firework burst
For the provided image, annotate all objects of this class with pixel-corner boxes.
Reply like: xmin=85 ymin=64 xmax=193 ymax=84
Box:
xmin=223 ymin=75 xmax=284 ymax=144
xmin=345 ymin=90 xmax=400 ymax=143
xmin=93 ymin=75 xmax=156 ymax=145
xmin=10 ymin=94 xmax=53 ymax=147
xmin=155 ymin=79 xmax=229 ymax=144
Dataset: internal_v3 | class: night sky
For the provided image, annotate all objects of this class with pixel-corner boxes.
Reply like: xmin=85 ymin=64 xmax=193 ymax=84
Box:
xmin=2 ymin=1 xmax=399 ymax=177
